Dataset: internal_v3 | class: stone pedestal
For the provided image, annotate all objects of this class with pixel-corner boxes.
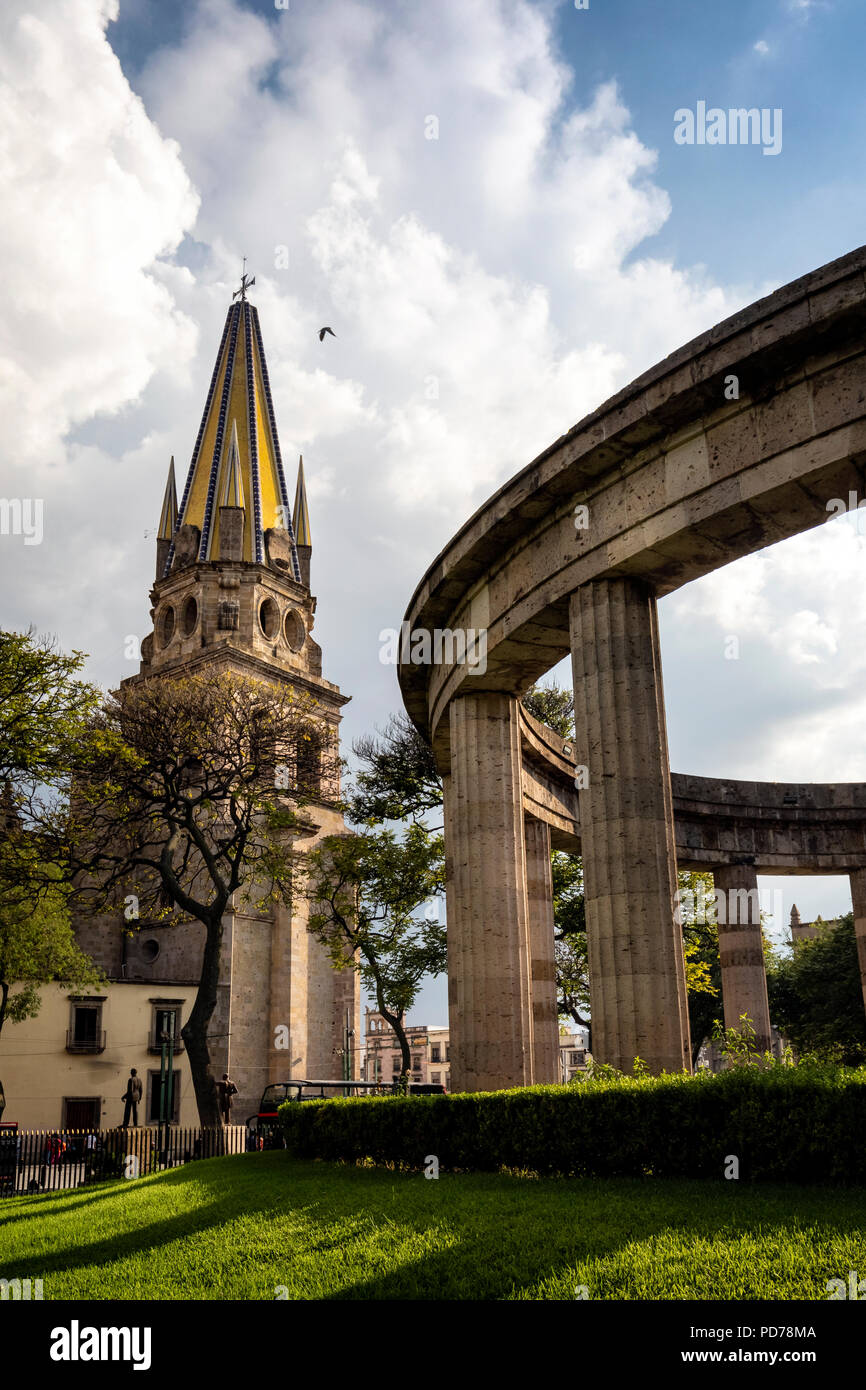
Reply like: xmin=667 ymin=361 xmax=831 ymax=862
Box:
xmin=569 ymin=577 xmax=691 ymax=1074
xmin=524 ymin=816 xmax=560 ymax=1084
xmin=297 ymin=544 xmax=312 ymax=589
xmin=848 ymin=869 xmax=866 ymax=1022
xmin=446 ymin=694 xmax=534 ymax=1091
xmin=712 ymin=863 xmax=771 ymax=1053
xmin=156 ymin=536 xmax=171 ymax=581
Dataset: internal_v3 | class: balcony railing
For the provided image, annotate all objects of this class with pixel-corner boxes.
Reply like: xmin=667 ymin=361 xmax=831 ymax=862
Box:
xmin=66 ymin=1030 xmax=106 ymax=1055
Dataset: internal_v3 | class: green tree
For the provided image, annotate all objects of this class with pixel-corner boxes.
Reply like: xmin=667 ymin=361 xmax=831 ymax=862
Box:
xmin=0 ymin=880 xmax=103 ymax=1038
xmin=676 ymin=871 xmax=722 ymax=1065
xmin=0 ymin=630 xmax=102 ymax=910
xmin=551 ymin=851 xmax=588 ymax=1030
xmin=350 ymin=681 xmax=574 ymax=829
xmin=0 ymin=629 xmax=100 ymax=793
xmin=521 ymin=682 xmax=575 ymax=739
xmin=31 ymin=670 xmax=335 ymax=1127
xmin=351 ymin=713 xmax=442 ymax=827
xmin=305 ymin=824 xmax=446 ymax=1082
xmin=766 ymin=913 xmax=865 ymax=1062
xmin=0 ymin=630 xmax=104 ymax=1051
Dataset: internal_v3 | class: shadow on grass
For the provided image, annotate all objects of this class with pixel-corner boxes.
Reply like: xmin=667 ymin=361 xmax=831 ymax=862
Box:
xmin=0 ymin=1177 xmax=138 ymax=1225
xmin=0 ymin=1154 xmax=252 ymax=1227
xmin=316 ymin=1170 xmax=866 ymax=1301
xmin=4 ymin=1154 xmax=866 ymax=1300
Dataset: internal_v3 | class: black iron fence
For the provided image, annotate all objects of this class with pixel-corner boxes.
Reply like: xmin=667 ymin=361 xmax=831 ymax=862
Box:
xmin=0 ymin=1124 xmax=249 ymax=1197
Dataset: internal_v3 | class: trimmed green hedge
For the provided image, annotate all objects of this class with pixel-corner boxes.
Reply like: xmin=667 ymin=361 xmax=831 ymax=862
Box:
xmin=279 ymin=1068 xmax=866 ymax=1182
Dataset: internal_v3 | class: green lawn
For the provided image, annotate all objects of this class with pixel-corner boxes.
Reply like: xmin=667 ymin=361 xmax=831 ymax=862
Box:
xmin=1 ymin=1153 xmax=864 ymax=1300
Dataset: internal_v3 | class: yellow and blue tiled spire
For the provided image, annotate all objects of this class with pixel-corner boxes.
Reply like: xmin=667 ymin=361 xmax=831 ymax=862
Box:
xmin=158 ymin=456 xmax=178 ymax=540
xmin=219 ymin=420 xmax=245 ymax=511
xmin=293 ymin=455 xmax=311 ymax=548
xmin=163 ymin=282 xmax=301 ymax=581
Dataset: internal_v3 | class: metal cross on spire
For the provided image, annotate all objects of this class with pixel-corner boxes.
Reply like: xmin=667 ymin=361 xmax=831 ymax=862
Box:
xmin=233 ymin=256 xmax=256 ymax=301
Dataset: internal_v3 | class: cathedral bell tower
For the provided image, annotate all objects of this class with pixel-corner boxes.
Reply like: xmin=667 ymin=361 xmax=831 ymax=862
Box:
xmin=117 ymin=275 xmax=358 ymax=1111
xmin=142 ymin=279 xmax=338 ymax=721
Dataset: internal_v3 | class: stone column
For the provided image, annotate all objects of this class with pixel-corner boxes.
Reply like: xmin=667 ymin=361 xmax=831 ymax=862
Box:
xmin=569 ymin=578 xmax=691 ymax=1074
xmin=847 ymin=869 xmax=866 ymax=1022
xmin=712 ymin=863 xmax=772 ymax=1053
xmin=268 ymin=901 xmax=294 ymax=1083
xmin=524 ymin=816 xmax=560 ymax=1084
xmin=446 ymin=693 xmax=534 ymax=1091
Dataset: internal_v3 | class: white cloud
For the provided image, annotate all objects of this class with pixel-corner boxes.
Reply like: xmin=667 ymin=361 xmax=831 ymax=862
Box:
xmin=754 ymin=39 xmax=770 ymax=54
xmin=0 ymin=0 xmax=199 ymax=459
xmin=784 ymin=0 xmax=828 ymax=21
xmin=1 ymin=0 xmax=760 ymax=749
xmin=663 ymin=515 xmax=866 ymax=780
xmin=132 ymin=2 xmax=747 ymax=530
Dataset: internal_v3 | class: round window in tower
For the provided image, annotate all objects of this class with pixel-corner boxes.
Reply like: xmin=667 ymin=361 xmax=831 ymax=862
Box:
xmin=158 ymin=605 xmax=176 ymax=648
xmin=182 ymin=595 xmax=198 ymax=636
xmin=259 ymin=597 xmax=280 ymax=639
xmin=140 ymin=938 xmax=160 ymax=963
xmin=284 ymin=608 xmax=305 ymax=652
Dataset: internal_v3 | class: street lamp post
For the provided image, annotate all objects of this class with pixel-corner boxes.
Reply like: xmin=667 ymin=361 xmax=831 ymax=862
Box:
xmin=158 ymin=1025 xmax=175 ymax=1165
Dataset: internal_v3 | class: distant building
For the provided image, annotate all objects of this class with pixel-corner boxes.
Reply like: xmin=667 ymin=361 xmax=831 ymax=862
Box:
xmin=1 ymin=982 xmax=199 ymax=1129
xmin=559 ymin=1027 xmax=589 ymax=1082
xmin=361 ymin=1010 xmax=450 ymax=1090
xmin=789 ymin=904 xmax=839 ymax=947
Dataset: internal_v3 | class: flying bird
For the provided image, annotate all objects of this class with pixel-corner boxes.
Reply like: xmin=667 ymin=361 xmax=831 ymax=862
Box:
xmin=318 ymin=326 xmax=337 ymax=341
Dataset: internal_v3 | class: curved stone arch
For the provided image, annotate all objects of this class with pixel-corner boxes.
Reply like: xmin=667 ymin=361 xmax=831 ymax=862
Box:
xmin=519 ymin=706 xmax=866 ymax=873
xmin=401 ymin=246 xmax=866 ymax=763
xmin=399 ymin=247 xmax=866 ymax=1092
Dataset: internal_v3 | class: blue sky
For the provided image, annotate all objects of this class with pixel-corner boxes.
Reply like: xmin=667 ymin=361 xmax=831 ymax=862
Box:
xmin=555 ymin=0 xmax=866 ymax=288
xmin=2 ymin=0 xmax=865 ymax=1027
xmin=109 ymin=0 xmax=866 ymax=291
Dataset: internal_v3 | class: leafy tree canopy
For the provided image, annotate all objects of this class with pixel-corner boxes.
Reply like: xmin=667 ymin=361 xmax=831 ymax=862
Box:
xmin=351 ymin=713 xmax=441 ymax=827
xmin=767 ymin=913 xmax=865 ymax=1063
xmin=305 ymin=823 xmax=446 ymax=1078
xmin=0 ymin=629 xmax=100 ymax=792
xmin=521 ymin=682 xmax=575 ymax=739
xmin=0 ymin=629 xmax=104 ymax=1043
xmin=0 ymin=878 xmax=104 ymax=1037
xmin=26 ymin=668 xmax=336 ymax=1127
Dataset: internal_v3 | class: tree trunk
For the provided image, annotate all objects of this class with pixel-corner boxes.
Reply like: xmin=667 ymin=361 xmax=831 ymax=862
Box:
xmin=379 ymin=1000 xmax=411 ymax=1089
xmin=396 ymin=1021 xmax=411 ymax=1087
xmin=558 ymin=995 xmax=590 ymax=1040
xmin=181 ymin=915 xmax=224 ymax=1132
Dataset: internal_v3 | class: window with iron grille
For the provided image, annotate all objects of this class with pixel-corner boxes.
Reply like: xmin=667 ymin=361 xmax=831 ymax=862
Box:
xmin=66 ymin=999 xmax=106 ymax=1053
